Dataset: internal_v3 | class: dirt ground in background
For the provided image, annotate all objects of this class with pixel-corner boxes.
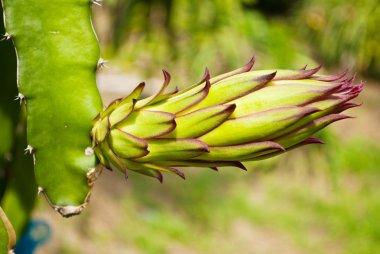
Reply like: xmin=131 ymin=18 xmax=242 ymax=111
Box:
xmin=34 ymin=73 xmax=380 ymax=254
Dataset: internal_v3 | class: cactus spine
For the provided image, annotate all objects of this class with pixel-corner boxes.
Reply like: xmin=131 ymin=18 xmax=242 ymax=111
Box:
xmin=1 ymin=0 xmax=103 ymax=217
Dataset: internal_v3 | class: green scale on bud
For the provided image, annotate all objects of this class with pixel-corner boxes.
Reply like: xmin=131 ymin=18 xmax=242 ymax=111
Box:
xmin=92 ymin=58 xmax=363 ymax=182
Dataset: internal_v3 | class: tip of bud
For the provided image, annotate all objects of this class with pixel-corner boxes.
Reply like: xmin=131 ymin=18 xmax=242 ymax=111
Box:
xmin=256 ymin=71 xmax=277 ymax=83
xmin=302 ymin=65 xmax=323 ymax=78
xmin=154 ymin=170 xmax=164 ymax=183
xmin=313 ymin=68 xmax=349 ymax=82
xmin=196 ymin=68 xmax=211 ymax=86
xmin=234 ymin=161 xmax=247 ymax=171
xmin=268 ymin=142 xmax=286 ymax=151
xmin=302 ymin=137 xmax=325 ymax=144
xmin=162 ymin=69 xmax=171 ymax=84
xmin=244 ymin=56 xmax=256 ymax=72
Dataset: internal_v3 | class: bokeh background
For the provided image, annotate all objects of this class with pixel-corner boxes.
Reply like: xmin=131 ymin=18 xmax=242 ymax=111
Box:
xmin=36 ymin=0 xmax=380 ymax=253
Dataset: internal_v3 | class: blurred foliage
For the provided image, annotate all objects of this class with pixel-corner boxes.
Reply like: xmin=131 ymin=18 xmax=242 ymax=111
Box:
xmin=40 ymin=2 xmax=380 ymax=253
xmin=296 ymin=0 xmax=380 ymax=78
xmin=242 ymin=0 xmax=302 ymax=16
xmin=52 ymin=131 xmax=380 ymax=254
xmin=100 ymin=0 xmax=379 ymax=79
xmin=102 ymin=0 xmax=310 ymax=78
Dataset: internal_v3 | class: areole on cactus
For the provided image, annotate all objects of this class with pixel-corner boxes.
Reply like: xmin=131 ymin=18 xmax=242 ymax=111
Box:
xmin=91 ymin=58 xmax=363 ymax=182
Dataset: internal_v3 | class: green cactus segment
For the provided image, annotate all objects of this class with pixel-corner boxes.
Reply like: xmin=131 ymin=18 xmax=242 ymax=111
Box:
xmin=2 ymin=0 xmax=103 ymax=216
xmin=1 ymin=5 xmax=34 ymax=235
xmin=0 ymin=207 xmax=16 ymax=253
xmin=92 ymin=60 xmax=363 ymax=181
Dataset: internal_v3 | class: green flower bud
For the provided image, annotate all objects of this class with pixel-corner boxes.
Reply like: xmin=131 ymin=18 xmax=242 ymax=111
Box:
xmin=91 ymin=59 xmax=363 ymax=181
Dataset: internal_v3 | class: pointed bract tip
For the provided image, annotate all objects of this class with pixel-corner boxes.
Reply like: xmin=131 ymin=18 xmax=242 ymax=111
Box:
xmin=336 ymin=102 xmax=362 ymax=113
xmin=325 ymin=114 xmax=354 ymax=123
xmin=225 ymin=103 xmax=237 ymax=113
xmin=244 ymin=56 xmax=256 ymax=72
xmin=162 ymin=69 xmax=171 ymax=85
xmin=257 ymin=71 xmax=277 ymax=83
xmin=305 ymin=106 xmax=322 ymax=115
xmin=197 ymin=68 xmax=211 ymax=85
xmin=343 ymin=74 xmax=356 ymax=83
xmin=210 ymin=167 xmax=219 ymax=172
xmin=303 ymin=137 xmax=325 ymax=144
xmin=267 ymin=141 xmax=286 ymax=151
xmin=155 ymin=170 xmax=164 ymax=183
xmin=300 ymin=65 xmax=308 ymax=70
xmin=314 ymin=68 xmax=349 ymax=82
xmin=303 ymin=64 xmax=322 ymax=77
xmin=204 ymin=67 xmax=211 ymax=79
xmin=133 ymin=82 xmax=146 ymax=96
xmin=204 ymin=144 xmax=211 ymax=153
xmin=173 ymin=168 xmax=186 ymax=180
xmin=234 ymin=161 xmax=247 ymax=171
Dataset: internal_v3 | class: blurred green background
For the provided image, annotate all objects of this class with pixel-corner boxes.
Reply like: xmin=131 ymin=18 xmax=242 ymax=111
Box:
xmin=36 ymin=0 xmax=380 ymax=253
